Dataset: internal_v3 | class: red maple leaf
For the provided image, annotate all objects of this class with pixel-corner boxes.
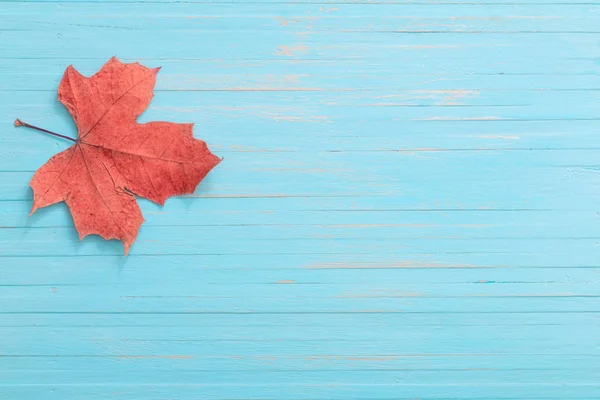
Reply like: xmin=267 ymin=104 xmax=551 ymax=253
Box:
xmin=15 ymin=57 xmax=221 ymax=254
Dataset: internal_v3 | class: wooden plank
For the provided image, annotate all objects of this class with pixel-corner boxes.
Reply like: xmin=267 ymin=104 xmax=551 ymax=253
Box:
xmin=1 ymin=0 xmax=599 ymax=399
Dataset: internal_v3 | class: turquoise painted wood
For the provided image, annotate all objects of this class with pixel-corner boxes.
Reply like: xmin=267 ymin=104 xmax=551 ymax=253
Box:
xmin=1 ymin=0 xmax=600 ymax=398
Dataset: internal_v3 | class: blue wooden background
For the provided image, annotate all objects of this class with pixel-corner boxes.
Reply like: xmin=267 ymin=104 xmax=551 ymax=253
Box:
xmin=1 ymin=0 xmax=600 ymax=398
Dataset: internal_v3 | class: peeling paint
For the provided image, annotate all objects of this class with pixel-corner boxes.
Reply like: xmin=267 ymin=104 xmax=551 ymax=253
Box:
xmin=116 ymin=355 xmax=193 ymax=359
xmin=337 ymin=290 xmax=421 ymax=298
xmin=275 ymin=280 xmax=296 ymax=284
xmin=275 ymin=16 xmax=300 ymax=27
xmin=416 ymin=116 xmax=502 ymax=121
xmin=275 ymin=44 xmax=308 ymax=57
xmin=475 ymin=134 xmax=520 ymax=140
xmin=306 ymin=261 xmax=484 ymax=269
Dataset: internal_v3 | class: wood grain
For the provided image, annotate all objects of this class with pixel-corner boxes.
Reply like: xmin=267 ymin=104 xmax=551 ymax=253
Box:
xmin=1 ymin=1 xmax=599 ymax=399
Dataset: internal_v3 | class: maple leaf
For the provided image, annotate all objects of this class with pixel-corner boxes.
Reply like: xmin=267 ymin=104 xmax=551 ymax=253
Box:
xmin=15 ymin=57 xmax=221 ymax=254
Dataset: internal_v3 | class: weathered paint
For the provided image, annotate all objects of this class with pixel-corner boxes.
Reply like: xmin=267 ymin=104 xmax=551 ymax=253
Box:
xmin=1 ymin=1 xmax=600 ymax=399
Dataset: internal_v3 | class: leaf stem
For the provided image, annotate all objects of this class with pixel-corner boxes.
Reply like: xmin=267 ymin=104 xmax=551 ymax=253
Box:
xmin=14 ymin=119 xmax=78 ymax=143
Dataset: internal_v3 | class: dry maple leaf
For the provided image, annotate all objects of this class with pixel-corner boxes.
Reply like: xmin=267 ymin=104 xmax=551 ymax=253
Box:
xmin=15 ymin=57 xmax=221 ymax=254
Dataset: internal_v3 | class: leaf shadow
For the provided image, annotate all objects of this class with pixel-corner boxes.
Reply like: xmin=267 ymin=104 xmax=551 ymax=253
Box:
xmin=51 ymin=95 xmax=78 ymax=139
xmin=25 ymin=192 xmax=129 ymax=266
xmin=73 ymin=230 xmax=130 ymax=269
xmin=52 ymin=98 xmax=71 ymax=121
